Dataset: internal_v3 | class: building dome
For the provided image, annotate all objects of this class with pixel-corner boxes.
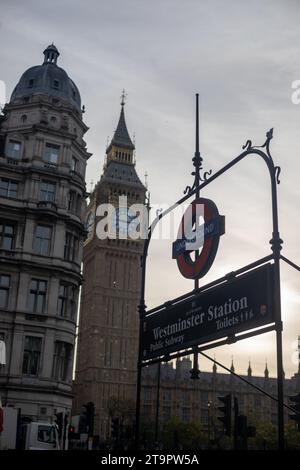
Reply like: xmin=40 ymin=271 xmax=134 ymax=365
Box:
xmin=10 ymin=44 xmax=81 ymax=112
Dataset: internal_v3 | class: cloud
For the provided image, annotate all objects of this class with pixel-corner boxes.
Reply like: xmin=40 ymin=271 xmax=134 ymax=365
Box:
xmin=1 ymin=0 xmax=300 ymax=377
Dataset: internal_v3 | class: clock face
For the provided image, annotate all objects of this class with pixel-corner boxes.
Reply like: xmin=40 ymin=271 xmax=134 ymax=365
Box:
xmin=114 ymin=207 xmax=139 ymax=238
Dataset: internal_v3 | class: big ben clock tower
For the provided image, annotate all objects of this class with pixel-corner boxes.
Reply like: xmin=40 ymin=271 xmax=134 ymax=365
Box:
xmin=73 ymin=95 xmax=147 ymax=439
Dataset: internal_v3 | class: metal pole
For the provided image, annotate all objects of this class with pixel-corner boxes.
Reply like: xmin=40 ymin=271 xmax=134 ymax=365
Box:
xmin=154 ymin=362 xmax=161 ymax=444
xmin=194 ymin=92 xmax=201 ymax=290
xmin=191 ymin=93 xmax=201 ymax=382
xmin=269 ymin=163 xmax=284 ymax=450
xmin=275 ymin=326 xmax=285 ymax=450
xmin=234 ymin=397 xmax=239 ymax=451
xmin=135 ymin=223 xmax=151 ymax=449
xmin=207 ymin=402 xmax=211 ymax=443
xmin=135 ymin=301 xmax=145 ymax=449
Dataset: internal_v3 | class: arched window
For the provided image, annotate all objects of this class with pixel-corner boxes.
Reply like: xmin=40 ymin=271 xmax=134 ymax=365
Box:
xmin=86 ymin=212 xmax=94 ymax=238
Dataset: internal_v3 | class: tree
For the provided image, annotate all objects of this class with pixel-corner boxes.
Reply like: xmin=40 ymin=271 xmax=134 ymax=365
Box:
xmin=161 ymin=418 xmax=208 ymax=450
xmin=248 ymin=420 xmax=277 ymax=450
xmin=285 ymin=422 xmax=300 ymax=450
xmin=107 ymin=397 xmax=135 ymax=421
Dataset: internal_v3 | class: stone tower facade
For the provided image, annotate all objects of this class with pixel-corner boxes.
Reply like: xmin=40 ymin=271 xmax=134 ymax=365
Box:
xmin=73 ymin=100 xmax=146 ymax=439
xmin=0 ymin=45 xmax=90 ymax=422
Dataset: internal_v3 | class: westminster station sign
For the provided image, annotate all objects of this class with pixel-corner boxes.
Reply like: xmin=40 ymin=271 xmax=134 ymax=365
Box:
xmin=142 ymin=263 xmax=275 ymax=361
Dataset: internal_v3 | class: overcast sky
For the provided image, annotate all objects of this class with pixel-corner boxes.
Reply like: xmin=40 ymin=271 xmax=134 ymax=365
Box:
xmin=1 ymin=0 xmax=300 ymax=378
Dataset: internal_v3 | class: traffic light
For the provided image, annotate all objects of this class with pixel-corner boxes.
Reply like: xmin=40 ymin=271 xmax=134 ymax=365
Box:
xmin=217 ymin=394 xmax=232 ymax=436
xmin=111 ymin=417 xmax=120 ymax=439
xmin=83 ymin=401 xmax=95 ymax=435
xmin=289 ymin=393 xmax=300 ymax=431
xmin=68 ymin=425 xmax=76 ymax=440
xmin=54 ymin=412 xmax=63 ymax=439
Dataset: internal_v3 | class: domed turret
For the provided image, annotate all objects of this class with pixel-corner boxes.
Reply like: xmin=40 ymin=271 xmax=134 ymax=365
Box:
xmin=10 ymin=44 xmax=81 ymax=112
xmin=43 ymin=44 xmax=60 ymax=64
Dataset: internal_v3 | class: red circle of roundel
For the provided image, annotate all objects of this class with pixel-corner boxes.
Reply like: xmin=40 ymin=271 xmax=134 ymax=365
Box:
xmin=176 ymin=197 xmax=222 ymax=280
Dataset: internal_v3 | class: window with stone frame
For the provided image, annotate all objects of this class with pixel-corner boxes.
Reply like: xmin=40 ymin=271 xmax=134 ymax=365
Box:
xmin=28 ymin=279 xmax=47 ymax=314
xmin=68 ymin=190 xmax=81 ymax=216
xmin=163 ymin=390 xmax=172 ymax=403
xmin=57 ymin=282 xmax=78 ymax=320
xmin=64 ymin=232 xmax=79 ymax=262
xmin=201 ymin=408 xmax=209 ymax=424
xmin=71 ymin=155 xmax=78 ymax=172
xmin=254 ymin=395 xmax=262 ymax=408
xmin=163 ymin=406 xmax=171 ymax=422
xmin=52 ymin=341 xmax=73 ymax=381
xmin=182 ymin=390 xmax=190 ymax=406
xmin=0 ymin=274 xmax=10 ymax=309
xmin=22 ymin=336 xmax=42 ymax=376
xmin=40 ymin=180 xmax=56 ymax=202
xmin=0 ymin=222 xmax=15 ymax=250
xmin=104 ymin=339 xmax=112 ymax=367
xmin=182 ymin=407 xmax=190 ymax=423
xmin=0 ymin=178 xmax=18 ymax=198
xmin=67 ymin=190 xmax=75 ymax=212
xmin=6 ymin=140 xmax=21 ymax=159
xmin=201 ymin=391 xmax=209 ymax=405
xmin=75 ymin=193 xmax=81 ymax=217
xmin=33 ymin=225 xmax=52 ymax=256
xmin=69 ymin=286 xmax=78 ymax=320
xmin=43 ymin=143 xmax=60 ymax=164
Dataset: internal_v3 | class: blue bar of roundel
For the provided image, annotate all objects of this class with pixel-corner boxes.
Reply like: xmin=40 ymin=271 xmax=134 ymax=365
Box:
xmin=172 ymin=217 xmax=221 ymax=258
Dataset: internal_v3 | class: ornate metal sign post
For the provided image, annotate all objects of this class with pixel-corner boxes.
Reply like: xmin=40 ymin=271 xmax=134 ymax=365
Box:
xmin=135 ymin=96 xmax=284 ymax=450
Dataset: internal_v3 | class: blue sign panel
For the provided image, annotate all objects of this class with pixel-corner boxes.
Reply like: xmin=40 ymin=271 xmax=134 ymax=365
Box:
xmin=172 ymin=216 xmax=223 ymax=258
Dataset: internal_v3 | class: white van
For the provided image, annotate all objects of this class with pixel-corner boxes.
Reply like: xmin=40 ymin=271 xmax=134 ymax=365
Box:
xmin=20 ymin=422 xmax=60 ymax=450
xmin=0 ymin=407 xmax=60 ymax=450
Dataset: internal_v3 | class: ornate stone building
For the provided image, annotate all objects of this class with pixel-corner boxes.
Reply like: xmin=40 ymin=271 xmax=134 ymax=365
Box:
xmin=141 ymin=357 xmax=299 ymax=438
xmin=0 ymin=45 xmax=90 ymax=421
xmin=73 ymin=100 xmax=147 ymax=438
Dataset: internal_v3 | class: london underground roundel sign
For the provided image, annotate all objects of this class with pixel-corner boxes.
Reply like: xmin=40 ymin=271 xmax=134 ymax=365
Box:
xmin=172 ymin=198 xmax=225 ymax=280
